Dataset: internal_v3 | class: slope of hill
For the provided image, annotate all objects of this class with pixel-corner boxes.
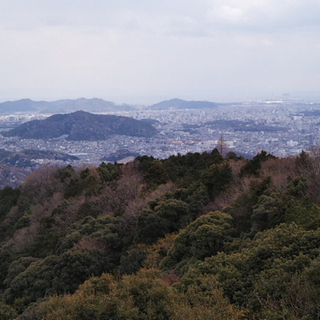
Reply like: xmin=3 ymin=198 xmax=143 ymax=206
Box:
xmin=1 ymin=150 xmax=320 ymax=319
xmin=148 ymin=98 xmax=219 ymax=110
xmin=1 ymin=111 xmax=158 ymax=140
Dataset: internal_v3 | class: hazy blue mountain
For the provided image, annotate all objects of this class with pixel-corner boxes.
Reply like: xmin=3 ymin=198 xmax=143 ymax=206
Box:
xmin=2 ymin=110 xmax=157 ymax=141
xmin=0 ymin=99 xmax=52 ymax=113
xmin=42 ymin=98 xmax=135 ymax=113
xmin=0 ymin=97 xmax=221 ymax=114
xmin=0 ymin=98 xmax=136 ymax=114
xmin=148 ymin=98 xmax=219 ymax=110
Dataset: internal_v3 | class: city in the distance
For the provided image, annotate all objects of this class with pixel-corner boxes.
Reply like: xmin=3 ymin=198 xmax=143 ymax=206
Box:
xmin=0 ymin=96 xmax=319 ymax=187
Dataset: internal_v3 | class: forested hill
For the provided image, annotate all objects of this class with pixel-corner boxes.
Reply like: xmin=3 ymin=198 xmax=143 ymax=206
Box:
xmin=1 ymin=150 xmax=320 ymax=319
xmin=2 ymin=111 xmax=157 ymax=140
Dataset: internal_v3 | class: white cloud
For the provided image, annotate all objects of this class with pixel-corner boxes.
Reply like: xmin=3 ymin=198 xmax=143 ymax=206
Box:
xmin=205 ymin=0 xmax=320 ymax=32
xmin=0 ymin=0 xmax=320 ymax=103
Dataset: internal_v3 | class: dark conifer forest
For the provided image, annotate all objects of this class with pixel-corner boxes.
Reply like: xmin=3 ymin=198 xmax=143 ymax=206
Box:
xmin=1 ymin=149 xmax=320 ymax=319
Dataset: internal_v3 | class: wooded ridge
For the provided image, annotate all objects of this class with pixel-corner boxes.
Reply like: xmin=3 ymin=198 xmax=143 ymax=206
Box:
xmin=0 ymin=149 xmax=320 ymax=319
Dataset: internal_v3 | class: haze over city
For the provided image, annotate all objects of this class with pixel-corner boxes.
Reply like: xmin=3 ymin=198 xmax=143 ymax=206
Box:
xmin=1 ymin=0 xmax=320 ymax=104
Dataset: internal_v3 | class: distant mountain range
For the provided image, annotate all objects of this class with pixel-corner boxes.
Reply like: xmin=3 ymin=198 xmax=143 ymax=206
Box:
xmin=2 ymin=111 xmax=157 ymax=141
xmin=0 ymin=98 xmax=221 ymax=114
xmin=0 ymin=98 xmax=135 ymax=114
xmin=147 ymin=98 xmax=219 ymax=110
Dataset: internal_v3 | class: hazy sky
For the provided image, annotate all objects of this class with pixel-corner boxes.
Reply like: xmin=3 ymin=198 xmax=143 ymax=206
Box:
xmin=1 ymin=0 xmax=320 ymax=104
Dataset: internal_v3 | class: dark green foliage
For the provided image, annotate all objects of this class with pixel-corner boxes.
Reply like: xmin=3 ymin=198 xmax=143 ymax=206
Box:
xmin=283 ymin=197 xmax=320 ymax=230
xmin=137 ymin=149 xmax=224 ymax=188
xmin=69 ymin=163 xmax=122 ymax=197
xmin=27 ymin=225 xmax=64 ymax=258
xmin=0 ymin=249 xmax=14 ymax=291
xmin=0 ymin=187 xmax=23 ymax=241
xmin=52 ymin=248 xmax=107 ymax=295
xmin=3 ymin=257 xmax=38 ymax=290
xmin=0 ymin=186 xmax=19 ymax=221
xmin=161 ymin=156 xmax=186 ymax=182
xmin=142 ymin=160 xmax=170 ymax=187
xmin=56 ymin=231 xmax=82 ymax=253
xmin=170 ymin=150 xmax=223 ymax=184
xmin=240 ymin=150 xmax=275 ymax=177
xmin=250 ymin=193 xmax=282 ymax=234
xmin=226 ymin=151 xmax=239 ymax=160
xmin=201 ymin=162 xmax=233 ymax=200
xmin=73 ymin=215 xmax=120 ymax=239
xmin=211 ymin=147 xmax=223 ymax=159
xmin=97 ymin=161 xmax=121 ymax=183
xmin=136 ymin=155 xmax=156 ymax=173
xmin=64 ymin=177 xmax=82 ymax=198
xmin=286 ymin=176 xmax=308 ymax=198
xmin=172 ymin=181 xmax=209 ymax=215
xmin=4 ymin=255 xmax=58 ymax=306
xmin=160 ymin=211 xmax=235 ymax=276
xmin=135 ymin=199 xmax=191 ymax=244
xmin=193 ymin=223 xmax=320 ymax=315
xmin=64 ymin=168 xmax=101 ymax=198
xmin=57 ymin=164 xmax=75 ymax=182
xmin=78 ymin=201 xmax=101 ymax=219
xmin=4 ymin=248 xmax=109 ymax=307
xmin=57 ymin=215 xmax=122 ymax=262
xmin=224 ymin=177 xmax=272 ymax=234
xmin=120 ymin=247 xmax=148 ymax=275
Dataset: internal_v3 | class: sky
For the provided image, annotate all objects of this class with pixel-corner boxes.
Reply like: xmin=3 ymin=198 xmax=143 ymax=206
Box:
xmin=1 ymin=0 xmax=320 ymax=105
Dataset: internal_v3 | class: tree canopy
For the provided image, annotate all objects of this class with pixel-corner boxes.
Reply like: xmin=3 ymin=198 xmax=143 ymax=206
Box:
xmin=0 ymin=150 xmax=319 ymax=319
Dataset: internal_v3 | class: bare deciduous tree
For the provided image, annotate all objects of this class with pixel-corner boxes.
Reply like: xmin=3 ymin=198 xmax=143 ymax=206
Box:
xmin=216 ymin=135 xmax=228 ymax=157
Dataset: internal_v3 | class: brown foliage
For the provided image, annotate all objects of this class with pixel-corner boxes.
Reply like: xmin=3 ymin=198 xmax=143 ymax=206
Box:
xmin=161 ymin=270 xmax=180 ymax=286
xmin=228 ymin=158 xmax=247 ymax=176
xmin=21 ymin=165 xmax=64 ymax=205
xmin=54 ymin=198 xmax=84 ymax=229
xmin=261 ymin=157 xmax=297 ymax=191
xmin=145 ymin=181 xmax=176 ymax=202
xmin=74 ymin=237 xmax=107 ymax=251
xmin=11 ymin=223 xmax=37 ymax=253
xmin=116 ymin=163 xmax=144 ymax=204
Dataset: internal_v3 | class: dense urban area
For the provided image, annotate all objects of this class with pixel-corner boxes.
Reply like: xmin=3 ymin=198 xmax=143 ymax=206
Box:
xmin=0 ymin=100 xmax=319 ymax=166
